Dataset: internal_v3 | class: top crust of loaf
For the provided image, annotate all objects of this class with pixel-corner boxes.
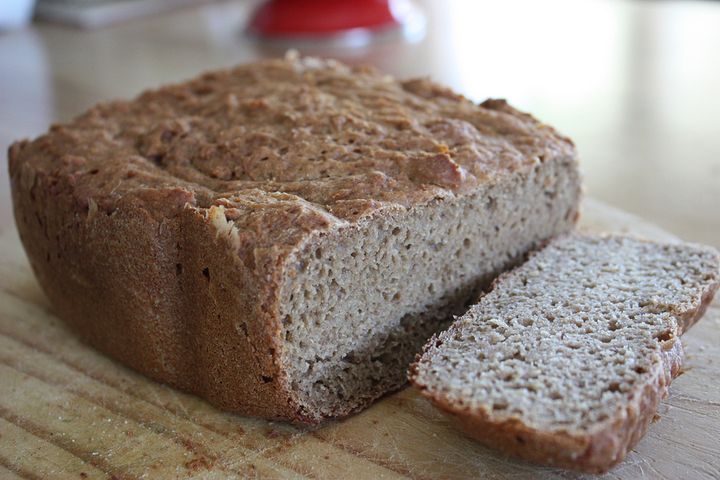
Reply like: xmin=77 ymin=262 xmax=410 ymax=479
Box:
xmin=8 ymin=54 xmax=575 ymax=256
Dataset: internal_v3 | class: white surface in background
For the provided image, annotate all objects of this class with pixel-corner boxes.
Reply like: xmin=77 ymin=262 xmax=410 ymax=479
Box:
xmin=36 ymin=0 xmax=205 ymax=28
xmin=0 ymin=0 xmax=36 ymax=29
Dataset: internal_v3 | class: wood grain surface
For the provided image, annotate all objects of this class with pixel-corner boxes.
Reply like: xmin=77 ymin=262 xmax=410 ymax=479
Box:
xmin=0 ymin=199 xmax=718 ymax=479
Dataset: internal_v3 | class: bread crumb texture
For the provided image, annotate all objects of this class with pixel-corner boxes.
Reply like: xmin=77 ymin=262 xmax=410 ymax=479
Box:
xmin=411 ymin=234 xmax=720 ymax=471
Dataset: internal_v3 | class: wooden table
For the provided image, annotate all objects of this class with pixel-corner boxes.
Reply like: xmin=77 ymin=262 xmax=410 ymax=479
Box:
xmin=1 ymin=1 xmax=719 ymax=478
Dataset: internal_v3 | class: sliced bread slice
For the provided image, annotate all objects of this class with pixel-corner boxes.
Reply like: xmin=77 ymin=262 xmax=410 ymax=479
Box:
xmin=409 ymin=234 xmax=720 ymax=473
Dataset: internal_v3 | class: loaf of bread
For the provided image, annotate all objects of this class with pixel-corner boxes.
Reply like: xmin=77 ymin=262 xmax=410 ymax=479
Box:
xmin=410 ymin=234 xmax=719 ymax=472
xmin=9 ymin=54 xmax=581 ymax=423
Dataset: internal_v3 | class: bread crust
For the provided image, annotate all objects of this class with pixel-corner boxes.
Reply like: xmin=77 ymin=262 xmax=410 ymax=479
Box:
xmin=9 ymin=56 xmax=581 ymax=424
xmin=9 ymin=147 xmax=305 ymax=421
xmin=409 ymin=246 xmax=719 ymax=473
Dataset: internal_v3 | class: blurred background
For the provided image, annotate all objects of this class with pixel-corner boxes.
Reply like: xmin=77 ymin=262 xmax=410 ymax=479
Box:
xmin=1 ymin=0 xmax=719 ymax=247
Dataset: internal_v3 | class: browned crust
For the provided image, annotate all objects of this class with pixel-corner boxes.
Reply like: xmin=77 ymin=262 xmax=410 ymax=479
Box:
xmin=676 ymin=280 xmax=718 ymax=335
xmin=9 ymin=143 xmax=313 ymax=423
xmin=409 ymin=258 xmax=719 ymax=473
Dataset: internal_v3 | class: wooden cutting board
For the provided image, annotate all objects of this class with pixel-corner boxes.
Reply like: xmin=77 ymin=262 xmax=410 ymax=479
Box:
xmin=1 ymin=198 xmax=718 ymax=480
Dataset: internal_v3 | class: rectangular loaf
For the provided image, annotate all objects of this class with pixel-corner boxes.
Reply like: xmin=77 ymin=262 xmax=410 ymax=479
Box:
xmin=9 ymin=54 xmax=581 ymax=423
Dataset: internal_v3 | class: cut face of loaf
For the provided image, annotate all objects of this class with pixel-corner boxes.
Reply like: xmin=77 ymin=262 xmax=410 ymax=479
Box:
xmin=410 ymin=235 xmax=720 ymax=473
xmin=280 ymin=161 xmax=579 ymax=420
xmin=9 ymin=55 xmax=581 ymax=423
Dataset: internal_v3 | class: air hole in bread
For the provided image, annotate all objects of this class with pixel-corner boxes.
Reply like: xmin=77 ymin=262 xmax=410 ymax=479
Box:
xmin=655 ymin=330 xmax=673 ymax=342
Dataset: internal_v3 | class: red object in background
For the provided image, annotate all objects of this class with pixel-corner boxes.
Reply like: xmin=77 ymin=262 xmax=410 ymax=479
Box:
xmin=247 ymin=0 xmax=404 ymax=38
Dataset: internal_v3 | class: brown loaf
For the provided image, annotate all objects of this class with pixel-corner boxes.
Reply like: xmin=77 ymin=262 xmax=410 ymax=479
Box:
xmin=8 ymin=54 xmax=581 ymax=424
